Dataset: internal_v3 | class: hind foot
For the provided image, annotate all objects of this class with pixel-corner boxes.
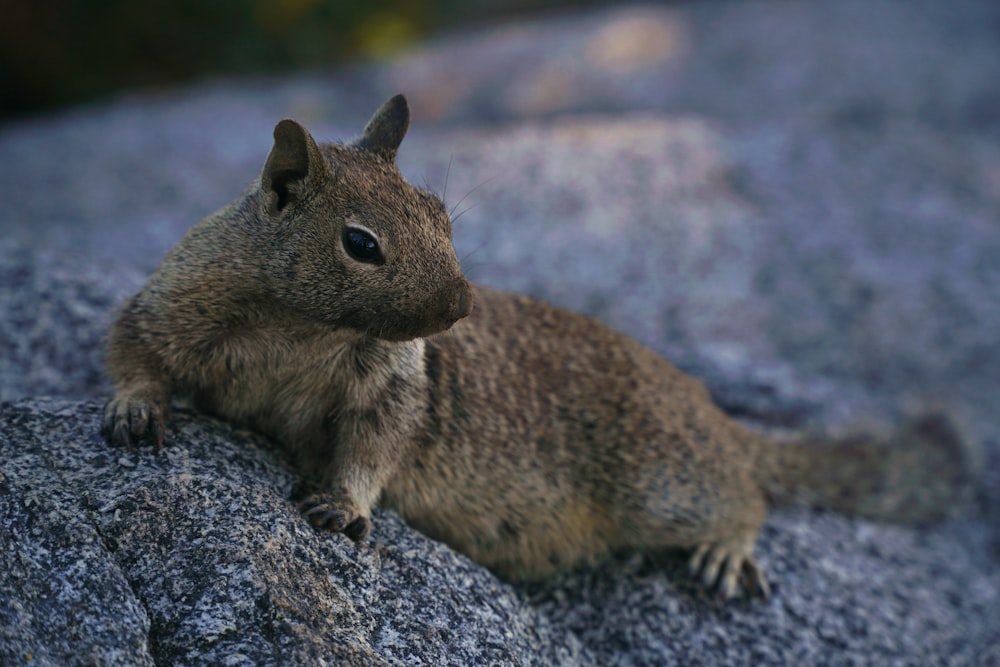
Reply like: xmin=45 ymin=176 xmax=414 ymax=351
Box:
xmin=689 ymin=537 xmax=770 ymax=600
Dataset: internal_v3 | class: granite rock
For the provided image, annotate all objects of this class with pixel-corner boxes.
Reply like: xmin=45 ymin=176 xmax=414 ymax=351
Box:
xmin=0 ymin=400 xmax=587 ymax=666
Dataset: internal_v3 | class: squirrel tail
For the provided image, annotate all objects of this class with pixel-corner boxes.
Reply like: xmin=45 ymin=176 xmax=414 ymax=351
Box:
xmin=760 ymin=412 xmax=971 ymax=525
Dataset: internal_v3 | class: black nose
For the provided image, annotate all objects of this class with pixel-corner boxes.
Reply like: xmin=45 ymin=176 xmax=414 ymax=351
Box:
xmin=453 ymin=282 xmax=473 ymax=319
xmin=438 ymin=280 xmax=473 ymax=323
xmin=428 ymin=278 xmax=473 ymax=330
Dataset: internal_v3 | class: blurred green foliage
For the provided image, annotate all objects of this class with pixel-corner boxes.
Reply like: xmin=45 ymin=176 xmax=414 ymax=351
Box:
xmin=0 ymin=0 xmax=549 ymax=118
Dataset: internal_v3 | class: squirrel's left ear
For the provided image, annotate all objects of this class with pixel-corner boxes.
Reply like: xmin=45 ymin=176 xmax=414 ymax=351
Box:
xmin=354 ymin=94 xmax=410 ymax=163
xmin=261 ymin=119 xmax=326 ymax=215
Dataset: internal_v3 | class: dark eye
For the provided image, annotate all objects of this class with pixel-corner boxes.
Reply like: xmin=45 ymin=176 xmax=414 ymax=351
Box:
xmin=343 ymin=227 xmax=383 ymax=264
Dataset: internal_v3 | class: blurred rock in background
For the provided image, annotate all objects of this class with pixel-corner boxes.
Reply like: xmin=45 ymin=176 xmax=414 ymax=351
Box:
xmin=0 ymin=0 xmax=606 ymax=118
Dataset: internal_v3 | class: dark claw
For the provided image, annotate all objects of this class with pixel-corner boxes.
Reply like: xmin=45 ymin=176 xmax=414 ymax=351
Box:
xmin=101 ymin=401 xmax=114 ymax=438
xmin=741 ymin=561 xmax=771 ymax=599
xmin=128 ymin=404 xmax=148 ymax=438
xmin=151 ymin=413 xmax=166 ymax=450
xmin=112 ymin=415 xmax=133 ymax=448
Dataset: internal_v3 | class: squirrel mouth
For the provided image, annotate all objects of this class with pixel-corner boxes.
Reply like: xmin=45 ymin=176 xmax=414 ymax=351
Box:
xmin=355 ymin=286 xmax=473 ymax=342
xmin=369 ymin=315 xmax=465 ymax=342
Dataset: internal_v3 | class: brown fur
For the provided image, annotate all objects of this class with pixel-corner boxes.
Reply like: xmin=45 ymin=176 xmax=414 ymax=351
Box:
xmin=104 ymin=95 xmax=969 ymax=599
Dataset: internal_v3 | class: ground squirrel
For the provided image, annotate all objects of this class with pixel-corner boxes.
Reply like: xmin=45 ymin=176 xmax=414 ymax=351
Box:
xmin=104 ymin=95 xmax=968 ymax=599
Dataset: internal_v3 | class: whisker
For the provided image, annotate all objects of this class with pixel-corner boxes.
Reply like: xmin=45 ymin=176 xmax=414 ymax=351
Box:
xmin=451 ymin=202 xmax=481 ymax=226
xmin=460 ymin=240 xmax=490 ymax=265
xmin=443 ymin=155 xmax=453 ymax=202
xmin=421 ymin=172 xmax=434 ymax=192
xmin=449 ymin=175 xmax=498 ymax=220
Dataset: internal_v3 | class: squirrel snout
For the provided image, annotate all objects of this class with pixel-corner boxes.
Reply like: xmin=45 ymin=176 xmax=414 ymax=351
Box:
xmin=410 ymin=280 xmax=472 ymax=339
xmin=438 ymin=278 xmax=473 ymax=326
xmin=435 ymin=279 xmax=473 ymax=326
xmin=453 ymin=281 xmax=474 ymax=320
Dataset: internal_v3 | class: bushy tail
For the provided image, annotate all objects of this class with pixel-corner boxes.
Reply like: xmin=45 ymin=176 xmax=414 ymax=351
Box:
xmin=761 ymin=412 xmax=971 ymax=525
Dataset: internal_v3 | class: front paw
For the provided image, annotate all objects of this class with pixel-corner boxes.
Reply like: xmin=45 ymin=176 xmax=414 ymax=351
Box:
xmin=299 ymin=491 xmax=372 ymax=541
xmin=103 ymin=393 xmax=169 ymax=449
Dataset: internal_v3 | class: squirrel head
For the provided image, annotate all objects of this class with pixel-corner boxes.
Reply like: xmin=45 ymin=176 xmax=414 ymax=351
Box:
xmin=254 ymin=95 xmax=473 ymax=341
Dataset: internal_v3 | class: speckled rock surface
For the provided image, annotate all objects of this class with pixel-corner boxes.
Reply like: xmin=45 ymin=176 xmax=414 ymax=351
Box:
xmin=2 ymin=0 xmax=999 ymax=664
xmin=0 ymin=400 xmax=586 ymax=666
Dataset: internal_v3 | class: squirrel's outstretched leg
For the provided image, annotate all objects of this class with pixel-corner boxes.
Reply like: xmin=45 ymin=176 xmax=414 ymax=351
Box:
xmin=616 ymin=457 xmax=771 ymax=599
xmin=297 ymin=449 xmax=388 ymax=543
xmin=103 ymin=302 xmax=171 ymax=449
xmin=296 ymin=409 xmax=416 ymax=542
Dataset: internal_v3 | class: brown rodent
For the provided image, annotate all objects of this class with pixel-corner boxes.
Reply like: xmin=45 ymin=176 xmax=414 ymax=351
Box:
xmin=104 ymin=95 xmax=968 ymax=598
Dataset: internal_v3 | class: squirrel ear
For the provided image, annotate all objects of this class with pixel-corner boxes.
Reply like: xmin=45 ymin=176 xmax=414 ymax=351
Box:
xmin=354 ymin=94 xmax=410 ymax=162
xmin=262 ymin=119 xmax=324 ymax=214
